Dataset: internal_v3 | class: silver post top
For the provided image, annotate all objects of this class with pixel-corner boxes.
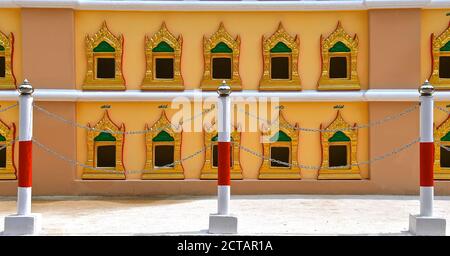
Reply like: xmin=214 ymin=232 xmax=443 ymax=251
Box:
xmin=18 ymin=79 xmax=34 ymax=95
xmin=419 ymin=80 xmax=434 ymax=96
xmin=217 ymin=80 xmax=231 ymax=97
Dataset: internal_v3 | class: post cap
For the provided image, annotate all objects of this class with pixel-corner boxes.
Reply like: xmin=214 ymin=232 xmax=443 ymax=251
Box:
xmin=18 ymin=79 xmax=34 ymax=95
xmin=419 ymin=80 xmax=434 ymax=96
xmin=217 ymin=80 xmax=231 ymax=97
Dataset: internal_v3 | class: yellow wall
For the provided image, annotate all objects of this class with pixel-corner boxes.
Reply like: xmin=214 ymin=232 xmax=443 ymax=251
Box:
xmin=0 ymin=9 xmax=22 ymax=86
xmin=76 ymin=102 xmax=369 ymax=179
xmin=75 ymin=11 xmax=368 ymax=90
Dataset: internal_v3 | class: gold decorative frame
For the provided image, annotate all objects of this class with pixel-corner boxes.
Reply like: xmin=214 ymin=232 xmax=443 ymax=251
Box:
xmin=259 ymin=111 xmax=301 ymax=179
xmin=0 ymin=120 xmax=16 ymax=179
xmin=259 ymin=23 xmax=301 ymax=91
xmin=319 ymin=110 xmax=360 ymax=179
xmin=83 ymin=22 xmax=125 ymax=90
xmin=429 ymin=22 xmax=450 ymax=89
xmin=318 ymin=21 xmax=360 ymax=91
xmin=142 ymin=110 xmax=183 ymax=179
xmin=201 ymin=121 xmax=242 ymax=179
xmin=82 ymin=110 xmax=126 ymax=179
xmin=200 ymin=23 xmax=242 ymax=91
xmin=142 ymin=23 xmax=183 ymax=90
xmin=0 ymin=31 xmax=15 ymax=89
xmin=434 ymin=115 xmax=450 ymax=179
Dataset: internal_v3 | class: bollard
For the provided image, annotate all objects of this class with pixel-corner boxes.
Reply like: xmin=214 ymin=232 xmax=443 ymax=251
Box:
xmin=409 ymin=80 xmax=446 ymax=236
xmin=4 ymin=79 xmax=41 ymax=235
xmin=208 ymin=80 xmax=237 ymax=234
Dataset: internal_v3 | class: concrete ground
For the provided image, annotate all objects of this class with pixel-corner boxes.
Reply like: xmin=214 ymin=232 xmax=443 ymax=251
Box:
xmin=0 ymin=195 xmax=449 ymax=235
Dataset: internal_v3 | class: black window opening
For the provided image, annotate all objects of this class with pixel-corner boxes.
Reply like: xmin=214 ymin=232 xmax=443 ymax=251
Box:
xmin=0 ymin=56 xmax=5 ymax=78
xmin=155 ymin=58 xmax=174 ymax=79
xmin=212 ymin=57 xmax=232 ymax=79
xmin=440 ymin=146 xmax=450 ymax=168
xmin=154 ymin=145 xmax=175 ymax=168
xmin=96 ymin=145 xmax=116 ymax=168
xmin=439 ymin=56 xmax=450 ymax=79
xmin=270 ymin=146 xmax=290 ymax=168
xmin=96 ymin=58 xmax=116 ymax=79
xmin=0 ymin=146 xmax=6 ymax=168
xmin=329 ymin=145 xmax=348 ymax=168
xmin=212 ymin=144 xmax=233 ymax=168
xmin=329 ymin=56 xmax=348 ymax=79
xmin=271 ymin=56 xmax=290 ymax=79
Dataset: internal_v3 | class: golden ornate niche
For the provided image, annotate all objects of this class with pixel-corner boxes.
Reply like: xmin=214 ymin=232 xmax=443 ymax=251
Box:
xmin=259 ymin=23 xmax=301 ymax=91
xmin=259 ymin=111 xmax=301 ymax=179
xmin=318 ymin=21 xmax=360 ymax=91
xmin=318 ymin=110 xmax=360 ymax=180
xmin=83 ymin=22 xmax=126 ymax=90
xmin=0 ymin=120 xmax=16 ymax=180
xmin=0 ymin=31 xmax=15 ymax=90
xmin=429 ymin=22 xmax=450 ymax=89
xmin=142 ymin=23 xmax=184 ymax=90
xmin=82 ymin=110 xmax=126 ymax=180
xmin=434 ymin=115 xmax=450 ymax=179
xmin=142 ymin=110 xmax=183 ymax=179
xmin=200 ymin=23 xmax=242 ymax=91
xmin=200 ymin=121 xmax=242 ymax=180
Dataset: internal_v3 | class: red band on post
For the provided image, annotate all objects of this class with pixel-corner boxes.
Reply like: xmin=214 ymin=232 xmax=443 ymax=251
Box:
xmin=218 ymin=142 xmax=231 ymax=186
xmin=420 ymin=142 xmax=434 ymax=187
xmin=18 ymin=141 xmax=32 ymax=187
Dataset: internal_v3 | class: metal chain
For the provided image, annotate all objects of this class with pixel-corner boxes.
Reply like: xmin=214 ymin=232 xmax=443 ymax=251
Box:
xmin=33 ymin=104 xmax=213 ymax=135
xmin=235 ymin=137 xmax=419 ymax=170
xmin=0 ymin=103 xmax=18 ymax=113
xmin=238 ymin=103 xmax=419 ymax=133
xmin=32 ymin=137 xmax=207 ymax=175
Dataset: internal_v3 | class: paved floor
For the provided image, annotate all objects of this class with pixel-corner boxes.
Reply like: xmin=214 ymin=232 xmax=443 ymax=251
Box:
xmin=0 ymin=195 xmax=449 ymax=235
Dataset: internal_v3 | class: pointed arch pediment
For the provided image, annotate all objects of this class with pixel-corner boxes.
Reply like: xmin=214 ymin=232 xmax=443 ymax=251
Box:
xmin=145 ymin=23 xmax=182 ymax=54
xmin=0 ymin=30 xmax=16 ymax=89
xmin=262 ymin=111 xmax=298 ymax=142
xmin=263 ymin=23 xmax=299 ymax=54
xmin=321 ymin=110 xmax=356 ymax=141
xmin=429 ymin=22 xmax=450 ymax=89
xmin=88 ymin=110 xmax=125 ymax=134
xmin=204 ymin=23 xmax=240 ymax=54
xmin=321 ymin=22 xmax=358 ymax=53
xmin=85 ymin=22 xmax=123 ymax=52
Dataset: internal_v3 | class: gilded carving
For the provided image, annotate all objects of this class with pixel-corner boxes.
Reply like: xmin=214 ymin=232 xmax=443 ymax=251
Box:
xmin=83 ymin=22 xmax=126 ymax=90
xmin=429 ymin=22 xmax=450 ymax=89
xmin=0 ymin=119 xmax=16 ymax=179
xmin=259 ymin=23 xmax=301 ymax=91
xmin=142 ymin=23 xmax=184 ymax=90
xmin=319 ymin=110 xmax=360 ymax=179
xmin=142 ymin=110 xmax=184 ymax=179
xmin=82 ymin=110 xmax=126 ymax=179
xmin=0 ymin=31 xmax=15 ymax=89
xmin=434 ymin=115 xmax=450 ymax=179
xmin=318 ymin=21 xmax=360 ymax=91
xmin=259 ymin=111 xmax=301 ymax=179
xmin=200 ymin=23 xmax=242 ymax=91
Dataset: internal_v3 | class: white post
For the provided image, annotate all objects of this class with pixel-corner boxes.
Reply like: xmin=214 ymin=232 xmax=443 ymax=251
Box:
xmin=409 ymin=80 xmax=446 ymax=236
xmin=4 ymin=79 xmax=41 ymax=235
xmin=208 ymin=80 xmax=237 ymax=234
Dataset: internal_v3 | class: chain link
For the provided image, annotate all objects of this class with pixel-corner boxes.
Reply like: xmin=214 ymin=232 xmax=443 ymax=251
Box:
xmin=238 ymin=103 xmax=419 ymax=133
xmin=235 ymin=137 xmax=419 ymax=170
xmin=33 ymin=104 xmax=213 ymax=135
xmin=32 ymin=137 xmax=207 ymax=175
xmin=0 ymin=103 xmax=18 ymax=113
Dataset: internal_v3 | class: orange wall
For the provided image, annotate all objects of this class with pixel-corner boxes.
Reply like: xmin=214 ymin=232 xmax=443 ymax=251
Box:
xmin=74 ymin=11 xmax=369 ymax=90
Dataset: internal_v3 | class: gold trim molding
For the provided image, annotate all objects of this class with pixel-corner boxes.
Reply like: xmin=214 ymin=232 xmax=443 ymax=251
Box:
xmin=201 ymin=121 xmax=242 ymax=180
xmin=318 ymin=21 xmax=360 ymax=91
xmin=434 ymin=115 xmax=450 ymax=179
xmin=0 ymin=31 xmax=15 ymax=90
xmin=200 ymin=23 xmax=242 ymax=91
xmin=259 ymin=23 xmax=301 ymax=91
xmin=0 ymin=120 xmax=16 ymax=180
xmin=429 ymin=22 xmax=450 ymax=89
xmin=142 ymin=23 xmax=184 ymax=90
xmin=318 ymin=110 xmax=360 ymax=180
xmin=142 ymin=110 xmax=184 ymax=180
xmin=259 ymin=111 xmax=301 ymax=179
xmin=82 ymin=110 xmax=126 ymax=179
xmin=83 ymin=22 xmax=126 ymax=90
